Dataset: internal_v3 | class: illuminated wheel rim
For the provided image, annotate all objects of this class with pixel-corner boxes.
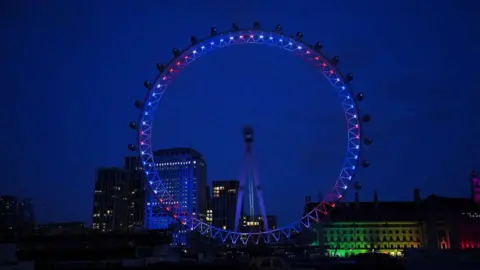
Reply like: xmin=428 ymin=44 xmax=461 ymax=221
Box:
xmin=137 ymin=27 xmax=364 ymax=244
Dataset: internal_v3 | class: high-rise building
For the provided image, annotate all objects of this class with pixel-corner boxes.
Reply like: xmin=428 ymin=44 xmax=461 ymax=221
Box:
xmin=92 ymin=168 xmax=129 ymax=232
xmin=0 ymin=196 xmax=18 ymax=229
xmin=212 ymin=180 xmax=239 ymax=230
xmin=0 ymin=196 xmax=35 ymax=235
xmin=123 ymin=156 xmax=146 ymax=229
xmin=144 ymin=148 xmax=207 ymax=230
xmin=206 ymin=186 xmax=213 ymax=224
xmin=0 ymin=196 xmax=19 ymax=230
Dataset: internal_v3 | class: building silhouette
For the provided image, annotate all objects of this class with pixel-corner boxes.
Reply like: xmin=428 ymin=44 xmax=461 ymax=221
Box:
xmin=17 ymin=199 xmax=35 ymax=230
xmin=0 ymin=196 xmax=19 ymax=230
xmin=92 ymin=168 xmax=130 ymax=232
xmin=212 ymin=180 xmax=239 ymax=230
xmin=0 ymin=195 xmax=35 ymax=238
xmin=34 ymin=222 xmax=85 ymax=235
xmin=123 ymin=156 xmax=146 ymax=229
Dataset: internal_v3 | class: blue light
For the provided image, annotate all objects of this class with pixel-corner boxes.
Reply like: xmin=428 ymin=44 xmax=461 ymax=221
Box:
xmin=137 ymin=28 xmax=364 ymax=245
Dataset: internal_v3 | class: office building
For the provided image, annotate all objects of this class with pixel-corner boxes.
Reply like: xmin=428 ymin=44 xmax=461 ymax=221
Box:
xmin=0 ymin=195 xmax=35 ymax=237
xmin=212 ymin=180 xmax=239 ymax=230
xmin=92 ymin=168 xmax=130 ymax=232
xmin=144 ymin=148 xmax=207 ymax=230
xmin=0 ymin=196 xmax=20 ymax=230
xmin=205 ymin=186 xmax=213 ymax=224
xmin=123 ymin=156 xmax=146 ymax=229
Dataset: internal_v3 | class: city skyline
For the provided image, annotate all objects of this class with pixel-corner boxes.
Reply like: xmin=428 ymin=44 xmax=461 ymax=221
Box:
xmin=3 ymin=0 xmax=480 ymax=226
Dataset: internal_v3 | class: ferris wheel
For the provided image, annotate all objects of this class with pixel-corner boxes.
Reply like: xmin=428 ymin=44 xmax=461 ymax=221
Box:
xmin=128 ymin=22 xmax=372 ymax=245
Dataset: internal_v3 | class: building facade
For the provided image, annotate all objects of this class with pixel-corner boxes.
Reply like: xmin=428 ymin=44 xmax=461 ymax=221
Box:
xmin=421 ymin=171 xmax=480 ymax=250
xmin=241 ymin=214 xmax=277 ymax=231
xmin=0 ymin=196 xmax=20 ymax=231
xmin=304 ymin=172 xmax=480 ymax=257
xmin=0 ymin=195 xmax=35 ymax=239
xmin=92 ymin=168 xmax=130 ymax=232
xmin=212 ymin=180 xmax=239 ymax=230
xmin=144 ymin=148 xmax=207 ymax=230
xmin=205 ymin=186 xmax=213 ymax=224
xmin=123 ymin=156 xmax=146 ymax=230
xmin=306 ymin=190 xmax=424 ymax=257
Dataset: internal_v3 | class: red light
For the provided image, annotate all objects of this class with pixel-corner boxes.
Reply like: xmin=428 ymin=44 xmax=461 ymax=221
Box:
xmin=166 ymin=207 xmax=170 ymax=211
xmin=314 ymin=56 xmax=319 ymax=60
xmin=169 ymin=68 xmax=174 ymax=72
xmin=162 ymin=76 xmax=167 ymax=80
xmin=173 ymin=214 xmax=178 ymax=218
xmin=184 ymin=56 xmax=188 ymax=59
xmin=322 ymin=62 xmax=327 ymax=67
xmin=306 ymin=51 xmax=311 ymax=54
xmin=176 ymin=61 xmax=180 ymax=66
xmin=141 ymin=131 xmax=144 ymax=135
xmin=160 ymin=199 xmax=163 ymax=203
xmin=330 ymin=70 xmax=334 ymax=74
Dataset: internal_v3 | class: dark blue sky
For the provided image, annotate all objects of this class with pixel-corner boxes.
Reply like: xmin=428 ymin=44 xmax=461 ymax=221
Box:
xmin=3 ymin=0 xmax=480 ymax=226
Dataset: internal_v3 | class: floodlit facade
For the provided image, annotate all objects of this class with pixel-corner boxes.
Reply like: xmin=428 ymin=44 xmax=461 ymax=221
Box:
xmin=144 ymin=148 xmax=207 ymax=230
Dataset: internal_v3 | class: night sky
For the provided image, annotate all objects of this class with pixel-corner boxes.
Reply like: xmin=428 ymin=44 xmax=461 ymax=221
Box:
xmin=3 ymin=0 xmax=480 ymax=226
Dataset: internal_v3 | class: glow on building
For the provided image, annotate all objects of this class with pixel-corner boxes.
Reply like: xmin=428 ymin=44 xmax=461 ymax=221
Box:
xmin=306 ymin=177 xmax=480 ymax=255
xmin=423 ymin=194 xmax=480 ymax=250
xmin=317 ymin=221 xmax=423 ymax=257
xmin=459 ymin=212 xmax=480 ymax=249
xmin=306 ymin=190 xmax=424 ymax=257
xmin=144 ymin=148 xmax=207 ymax=233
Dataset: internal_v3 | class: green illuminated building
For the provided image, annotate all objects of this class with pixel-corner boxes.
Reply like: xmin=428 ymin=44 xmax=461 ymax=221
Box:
xmin=304 ymin=173 xmax=480 ymax=256
xmin=306 ymin=190 xmax=424 ymax=257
